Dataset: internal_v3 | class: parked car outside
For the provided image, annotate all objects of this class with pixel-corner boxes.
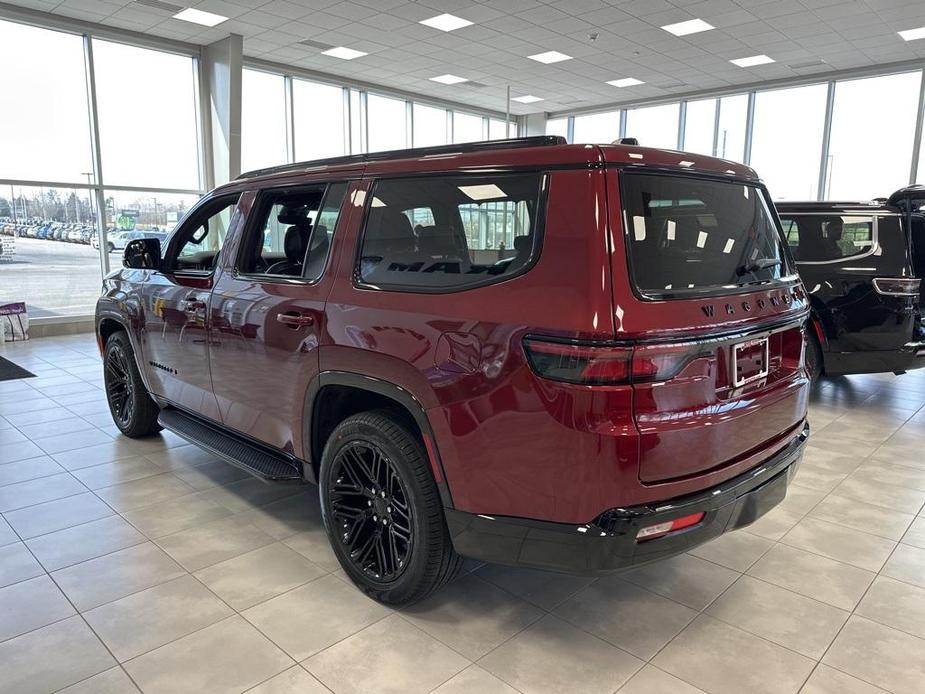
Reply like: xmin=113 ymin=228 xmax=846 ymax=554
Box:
xmin=778 ymin=185 xmax=925 ymax=379
xmin=92 ymin=229 xmax=142 ymax=253
xmin=97 ymin=137 xmax=811 ymax=605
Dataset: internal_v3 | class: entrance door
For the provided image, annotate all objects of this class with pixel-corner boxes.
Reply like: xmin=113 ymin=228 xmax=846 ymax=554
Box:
xmin=140 ymin=193 xmax=243 ymax=421
xmin=208 ymin=182 xmax=350 ymax=455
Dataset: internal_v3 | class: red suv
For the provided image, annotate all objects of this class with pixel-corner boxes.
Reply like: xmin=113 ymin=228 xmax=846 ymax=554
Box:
xmin=97 ymin=136 xmax=810 ymax=605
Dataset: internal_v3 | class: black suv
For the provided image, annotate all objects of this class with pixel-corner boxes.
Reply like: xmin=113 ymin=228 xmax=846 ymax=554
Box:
xmin=778 ymin=185 xmax=925 ymax=378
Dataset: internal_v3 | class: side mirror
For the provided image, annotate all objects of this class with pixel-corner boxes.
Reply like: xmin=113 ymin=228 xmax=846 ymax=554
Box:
xmin=123 ymin=238 xmax=161 ymax=269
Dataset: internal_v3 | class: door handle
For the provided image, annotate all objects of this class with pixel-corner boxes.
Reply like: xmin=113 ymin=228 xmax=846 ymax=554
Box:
xmin=276 ymin=312 xmax=314 ymax=327
xmin=182 ymin=299 xmax=206 ymax=312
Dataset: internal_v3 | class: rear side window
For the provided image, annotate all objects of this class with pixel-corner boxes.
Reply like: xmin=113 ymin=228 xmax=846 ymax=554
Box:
xmin=357 ymin=173 xmax=544 ymax=291
xmin=621 ymin=173 xmax=790 ymax=298
xmin=778 ymin=214 xmax=874 ymax=262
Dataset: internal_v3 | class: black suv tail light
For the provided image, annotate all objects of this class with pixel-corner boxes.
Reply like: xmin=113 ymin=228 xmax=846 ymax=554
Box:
xmin=873 ymin=278 xmax=921 ymax=296
xmin=523 ymin=338 xmax=707 ymax=385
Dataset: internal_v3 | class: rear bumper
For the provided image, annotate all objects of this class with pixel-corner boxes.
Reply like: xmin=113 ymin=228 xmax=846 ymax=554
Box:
xmin=446 ymin=423 xmax=809 ymax=574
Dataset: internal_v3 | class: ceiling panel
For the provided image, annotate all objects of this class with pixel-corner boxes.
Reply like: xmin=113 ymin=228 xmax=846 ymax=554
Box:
xmin=7 ymin=0 xmax=925 ymax=113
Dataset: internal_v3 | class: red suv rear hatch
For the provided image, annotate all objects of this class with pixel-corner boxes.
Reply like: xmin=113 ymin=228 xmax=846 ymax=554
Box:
xmin=606 ymin=159 xmax=810 ymax=484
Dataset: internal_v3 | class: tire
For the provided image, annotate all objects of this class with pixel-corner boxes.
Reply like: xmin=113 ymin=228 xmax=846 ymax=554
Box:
xmin=103 ymin=331 xmax=162 ymax=437
xmin=319 ymin=410 xmax=462 ymax=606
xmin=107 ymin=242 xmax=115 ymax=253
xmin=805 ymin=331 xmax=824 ymax=382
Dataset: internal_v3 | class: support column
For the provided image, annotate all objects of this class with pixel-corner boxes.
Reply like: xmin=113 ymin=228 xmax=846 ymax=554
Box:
xmin=201 ymin=34 xmax=243 ymax=187
xmin=522 ymin=113 xmax=547 ymax=137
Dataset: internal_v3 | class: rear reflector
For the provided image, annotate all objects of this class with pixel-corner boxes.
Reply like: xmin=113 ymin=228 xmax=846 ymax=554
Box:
xmin=636 ymin=512 xmax=705 ymax=541
xmin=873 ymin=277 xmax=921 ymax=296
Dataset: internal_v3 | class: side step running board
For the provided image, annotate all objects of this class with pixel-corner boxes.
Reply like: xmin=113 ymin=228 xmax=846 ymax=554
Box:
xmin=158 ymin=408 xmax=304 ymax=483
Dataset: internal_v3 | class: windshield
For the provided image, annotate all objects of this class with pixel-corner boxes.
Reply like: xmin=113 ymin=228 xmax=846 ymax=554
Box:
xmin=621 ymin=172 xmax=791 ymax=299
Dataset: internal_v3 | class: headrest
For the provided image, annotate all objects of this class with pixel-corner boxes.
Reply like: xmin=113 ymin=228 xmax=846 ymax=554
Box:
xmin=278 ymin=205 xmax=310 ymax=226
xmin=366 ymin=208 xmax=415 ymax=254
xmin=284 ymin=225 xmax=310 ymax=262
xmin=513 ymin=235 xmax=530 ymax=253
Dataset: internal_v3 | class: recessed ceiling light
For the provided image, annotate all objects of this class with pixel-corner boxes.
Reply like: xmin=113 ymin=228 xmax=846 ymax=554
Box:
xmin=899 ymin=26 xmax=925 ymax=41
xmin=607 ymin=78 xmax=644 ymax=87
xmin=321 ymin=46 xmax=368 ymax=60
xmin=430 ymin=74 xmax=469 ymax=85
xmin=172 ymin=8 xmax=227 ymax=27
xmin=661 ymin=18 xmax=714 ymax=36
xmin=420 ymin=13 xmax=473 ymax=32
xmin=528 ymin=51 xmax=572 ymax=64
xmin=512 ymin=95 xmax=543 ymax=103
xmin=730 ymin=54 xmax=775 ymax=67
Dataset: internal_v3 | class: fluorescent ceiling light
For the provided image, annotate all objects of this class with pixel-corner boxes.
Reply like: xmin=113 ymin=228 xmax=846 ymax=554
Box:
xmin=430 ymin=74 xmax=468 ymax=85
xmin=512 ymin=95 xmax=543 ymax=103
xmin=322 ymin=46 xmax=367 ymax=60
xmin=172 ymin=8 xmax=227 ymax=27
xmin=528 ymin=51 xmax=572 ymax=64
xmin=730 ymin=54 xmax=774 ymax=67
xmin=459 ymin=184 xmax=506 ymax=201
xmin=661 ymin=18 xmax=714 ymax=36
xmin=420 ymin=13 xmax=473 ymax=32
xmin=899 ymin=26 xmax=925 ymax=41
xmin=607 ymin=78 xmax=644 ymax=87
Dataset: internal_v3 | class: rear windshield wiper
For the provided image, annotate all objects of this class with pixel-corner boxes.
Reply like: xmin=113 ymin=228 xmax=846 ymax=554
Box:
xmin=737 ymin=258 xmax=781 ymax=276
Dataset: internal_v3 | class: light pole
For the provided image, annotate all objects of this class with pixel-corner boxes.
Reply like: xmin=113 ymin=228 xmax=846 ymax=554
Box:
xmin=81 ymin=172 xmax=95 ymax=227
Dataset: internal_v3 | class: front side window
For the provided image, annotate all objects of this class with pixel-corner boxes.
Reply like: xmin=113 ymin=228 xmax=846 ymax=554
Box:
xmin=167 ymin=195 xmax=241 ymax=273
xmin=358 ymin=174 xmax=543 ymax=291
xmin=778 ymin=214 xmax=875 ymax=262
xmin=238 ymin=183 xmax=347 ymax=280
xmin=621 ymin=173 xmax=790 ymax=298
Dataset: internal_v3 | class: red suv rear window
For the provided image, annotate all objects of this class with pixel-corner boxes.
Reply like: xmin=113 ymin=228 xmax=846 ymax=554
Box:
xmin=620 ymin=172 xmax=793 ymax=299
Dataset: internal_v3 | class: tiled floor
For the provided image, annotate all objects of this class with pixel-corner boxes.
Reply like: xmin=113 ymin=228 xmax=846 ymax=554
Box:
xmin=1 ymin=334 xmax=924 ymax=694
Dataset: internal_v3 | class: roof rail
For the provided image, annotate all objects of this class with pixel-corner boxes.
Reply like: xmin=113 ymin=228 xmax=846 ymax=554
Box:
xmin=236 ymin=136 xmax=567 ymax=180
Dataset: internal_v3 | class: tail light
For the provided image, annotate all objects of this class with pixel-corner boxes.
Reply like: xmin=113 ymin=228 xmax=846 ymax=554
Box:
xmin=523 ymin=337 xmax=708 ymax=385
xmin=873 ymin=278 xmax=921 ymax=296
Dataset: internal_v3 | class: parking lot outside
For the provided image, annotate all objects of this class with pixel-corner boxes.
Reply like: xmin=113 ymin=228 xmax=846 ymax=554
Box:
xmin=0 ymin=237 xmax=105 ymax=317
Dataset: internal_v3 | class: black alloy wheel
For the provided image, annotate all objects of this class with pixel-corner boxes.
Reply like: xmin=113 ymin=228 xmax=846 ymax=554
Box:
xmin=103 ymin=331 xmax=162 ymax=437
xmin=329 ymin=441 xmax=413 ymax=582
xmin=105 ymin=341 xmax=135 ymax=428
xmin=319 ymin=410 xmax=463 ymax=605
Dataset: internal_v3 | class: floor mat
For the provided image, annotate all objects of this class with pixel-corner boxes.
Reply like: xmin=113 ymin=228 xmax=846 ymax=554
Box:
xmin=0 ymin=355 xmax=36 ymax=381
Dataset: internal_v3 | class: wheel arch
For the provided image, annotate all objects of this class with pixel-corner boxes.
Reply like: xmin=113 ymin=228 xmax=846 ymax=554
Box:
xmin=96 ymin=311 xmax=155 ymax=394
xmin=303 ymin=371 xmax=454 ymax=509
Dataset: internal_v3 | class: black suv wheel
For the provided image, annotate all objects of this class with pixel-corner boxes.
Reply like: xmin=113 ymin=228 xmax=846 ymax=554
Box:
xmin=103 ymin=331 xmax=162 ymax=437
xmin=319 ymin=410 xmax=462 ymax=606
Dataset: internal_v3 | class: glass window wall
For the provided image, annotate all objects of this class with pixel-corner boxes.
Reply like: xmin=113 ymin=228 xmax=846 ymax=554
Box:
xmin=573 ymin=111 xmax=620 ymax=144
xmin=366 ymin=94 xmax=407 ymax=153
xmin=625 ymin=103 xmax=679 ymax=149
xmin=827 ymin=72 xmax=922 ymax=199
xmin=93 ymin=39 xmax=200 ymax=190
xmin=293 ymin=79 xmax=346 ymax=161
xmin=0 ymin=20 xmax=93 ymax=183
xmin=453 ymin=112 xmax=485 ymax=143
xmin=241 ymin=69 xmax=288 ymax=172
xmin=683 ymin=99 xmax=716 ymax=155
xmin=751 ymin=84 xmax=828 ymax=200
xmin=413 ymin=104 xmax=447 ymax=147
xmin=716 ymin=94 xmax=748 ymax=162
xmin=546 ymin=117 xmax=569 ymax=140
